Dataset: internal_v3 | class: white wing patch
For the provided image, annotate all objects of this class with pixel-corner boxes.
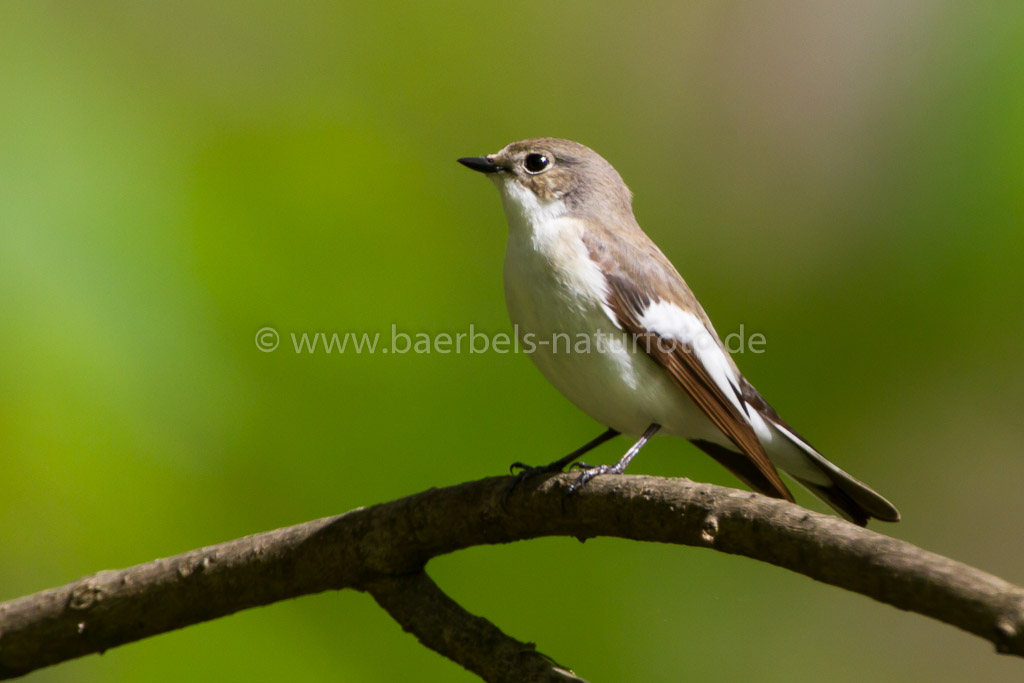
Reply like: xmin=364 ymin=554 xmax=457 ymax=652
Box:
xmin=637 ymin=300 xmax=747 ymax=417
xmin=743 ymin=404 xmax=773 ymax=441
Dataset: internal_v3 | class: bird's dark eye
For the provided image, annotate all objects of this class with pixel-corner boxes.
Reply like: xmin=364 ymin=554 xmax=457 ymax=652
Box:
xmin=524 ymin=153 xmax=550 ymax=174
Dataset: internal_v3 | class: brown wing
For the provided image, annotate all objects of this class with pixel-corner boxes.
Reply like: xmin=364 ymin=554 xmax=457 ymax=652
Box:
xmin=582 ymin=227 xmax=793 ymax=502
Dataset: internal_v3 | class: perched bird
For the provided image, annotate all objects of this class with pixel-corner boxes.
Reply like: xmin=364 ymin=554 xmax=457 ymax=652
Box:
xmin=458 ymin=138 xmax=899 ymax=526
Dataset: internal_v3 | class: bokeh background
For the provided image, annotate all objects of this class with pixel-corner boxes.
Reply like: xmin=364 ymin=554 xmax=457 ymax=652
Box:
xmin=3 ymin=2 xmax=1023 ymax=681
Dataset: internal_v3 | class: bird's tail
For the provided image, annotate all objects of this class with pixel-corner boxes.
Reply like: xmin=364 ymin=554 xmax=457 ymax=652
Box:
xmin=763 ymin=420 xmax=900 ymax=526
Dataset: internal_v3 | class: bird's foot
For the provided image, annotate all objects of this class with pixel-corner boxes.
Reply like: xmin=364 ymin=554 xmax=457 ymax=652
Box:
xmin=565 ymin=461 xmax=624 ymax=495
xmin=501 ymin=459 xmax=572 ymax=508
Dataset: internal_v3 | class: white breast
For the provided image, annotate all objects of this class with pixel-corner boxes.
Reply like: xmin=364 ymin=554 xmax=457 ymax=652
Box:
xmin=496 ymin=177 xmax=722 ymax=441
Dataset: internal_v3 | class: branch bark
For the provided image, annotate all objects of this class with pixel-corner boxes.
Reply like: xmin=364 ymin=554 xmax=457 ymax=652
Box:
xmin=1 ymin=474 xmax=1022 ymax=680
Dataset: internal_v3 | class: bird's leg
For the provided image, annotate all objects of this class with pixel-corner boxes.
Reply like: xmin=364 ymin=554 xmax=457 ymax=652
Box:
xmin=509 ymin=427 xmax=620 ymax=475
xmin=503 ymin=428 xmax=620 ymax=505
xmin=567 ymin=423 xmax=661 ymax=495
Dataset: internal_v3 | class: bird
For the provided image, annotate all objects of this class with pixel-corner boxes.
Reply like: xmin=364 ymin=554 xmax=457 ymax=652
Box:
xmin=458 ymin=137 xmax=899 ymax=526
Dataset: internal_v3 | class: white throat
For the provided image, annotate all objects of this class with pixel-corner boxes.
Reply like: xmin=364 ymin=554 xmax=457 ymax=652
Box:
xmin=492 ymin=176 xmax=569 ymax=241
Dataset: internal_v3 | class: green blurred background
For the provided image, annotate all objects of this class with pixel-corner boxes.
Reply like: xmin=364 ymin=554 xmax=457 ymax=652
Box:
xmin=2 ymin=2 xmax=1023 ymax=681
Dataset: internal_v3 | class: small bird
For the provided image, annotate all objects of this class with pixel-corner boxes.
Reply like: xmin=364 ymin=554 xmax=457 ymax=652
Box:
xmin=458 ymin=138 xmax=899 ymax=526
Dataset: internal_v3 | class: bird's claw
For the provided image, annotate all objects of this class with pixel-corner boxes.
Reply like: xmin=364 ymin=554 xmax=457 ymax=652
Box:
xmin=566 ymin=463 xmax=621 ymax=495
xmin=502 ymin=461 xmax=567 ymax=508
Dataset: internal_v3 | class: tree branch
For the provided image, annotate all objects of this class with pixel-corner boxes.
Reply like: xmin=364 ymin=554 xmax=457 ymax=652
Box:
xmin=366 ymin=572 xmax=586 ymax=682
xmin=1 ymin=474 xmax=1022 ymax=680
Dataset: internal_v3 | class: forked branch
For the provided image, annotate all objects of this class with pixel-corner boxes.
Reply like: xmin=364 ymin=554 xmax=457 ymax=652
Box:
xmin=1 ymin=475 xmax=1022 ymax=681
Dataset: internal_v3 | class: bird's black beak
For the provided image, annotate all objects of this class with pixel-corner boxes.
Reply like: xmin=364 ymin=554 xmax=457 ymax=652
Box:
xmin=457 ymin=156 xmax=502 ymax=174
